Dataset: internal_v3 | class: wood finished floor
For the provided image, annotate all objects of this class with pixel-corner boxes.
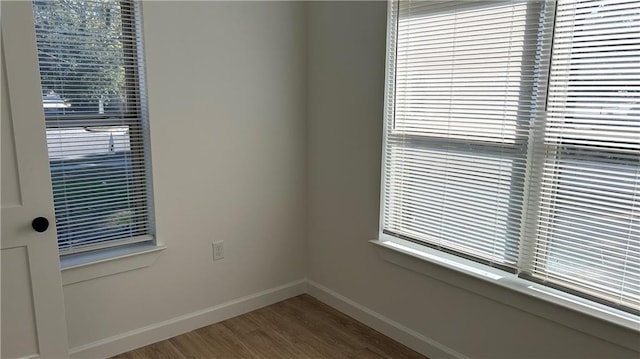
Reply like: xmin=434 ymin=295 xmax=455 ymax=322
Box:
xmin=111 ymin=294 xmax=427 ymax=359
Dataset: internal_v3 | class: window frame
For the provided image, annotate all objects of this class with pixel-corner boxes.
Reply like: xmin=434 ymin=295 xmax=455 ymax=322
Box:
xmin=382 ymin=0 xmax=550 ymax=269
xmin=378 ymin=0 xmax=640 ymax=323
xmin=33 ymin=0 xmax=156 ymax=256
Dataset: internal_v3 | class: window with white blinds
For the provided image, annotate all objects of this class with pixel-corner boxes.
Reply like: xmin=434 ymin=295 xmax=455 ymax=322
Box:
xmin=381 ymin=0 xmax=639 ymax=315
xmin=32 ymin=0 xmax=154 ymax=254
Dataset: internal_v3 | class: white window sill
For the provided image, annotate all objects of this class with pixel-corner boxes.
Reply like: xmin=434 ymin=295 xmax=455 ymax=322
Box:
xmin=60 ymin=242 xmax=166 ymax=286
xmin=371 ymin=234 xmax=640 ymax=351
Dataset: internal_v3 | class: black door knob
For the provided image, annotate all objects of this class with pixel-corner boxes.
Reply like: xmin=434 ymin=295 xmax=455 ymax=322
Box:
xmin=32 ymin=217 xmax=49 ymax=232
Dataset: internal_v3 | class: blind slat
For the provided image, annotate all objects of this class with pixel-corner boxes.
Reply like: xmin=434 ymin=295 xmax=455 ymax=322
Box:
xmin=33 ymin=0 xmax=153 ymax=254
xmin=382 ymin=0 xmax=640 ymax=314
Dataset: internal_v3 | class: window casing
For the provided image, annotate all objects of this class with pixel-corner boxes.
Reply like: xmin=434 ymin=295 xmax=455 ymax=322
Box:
xmin=381 ymin=0 xmax=639 ymax=315
xmin=32 ymin=0 xmax=154 ymax=255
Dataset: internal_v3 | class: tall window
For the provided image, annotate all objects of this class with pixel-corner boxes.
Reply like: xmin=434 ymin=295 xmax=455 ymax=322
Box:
xmin=381 ymin=0 xmax=639 ymax=314
xmin=32 ymin=0 xmax=154 ymax=254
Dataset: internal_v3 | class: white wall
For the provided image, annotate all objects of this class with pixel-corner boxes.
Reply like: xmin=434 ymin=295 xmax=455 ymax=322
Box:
xmin=62 ymin=1 xmax=308 ymax=351
xmin=306 ymin=2 xmax=640 ymax=358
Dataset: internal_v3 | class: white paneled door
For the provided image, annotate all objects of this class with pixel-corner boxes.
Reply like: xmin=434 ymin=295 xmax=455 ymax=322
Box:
xmin=1 ymin=2 xmax=69 ymax=358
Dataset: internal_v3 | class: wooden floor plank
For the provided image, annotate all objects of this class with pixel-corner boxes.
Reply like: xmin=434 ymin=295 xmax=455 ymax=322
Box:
xmin=167 ymin=331 xmax=221 ymax=359
xmin=273 ymin=296 xmax=365 ymax=357
xmin=256 ymin=306 xmax=339 ymax=358
xmin=350 ymin=348 xmax=388 ymax=359
xmin=222 ymin=311 xmax=307 ymax=358
xmin=110 ymin=294 xmax=427 ymax=359
xmin=194 ymin=323 xmax=256 ymax=358
xmin=115 ymin=340 xmax=185 ymax=359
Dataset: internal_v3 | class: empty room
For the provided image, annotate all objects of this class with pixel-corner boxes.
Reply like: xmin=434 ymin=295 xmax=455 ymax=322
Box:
xmin=1 ymin=0 xmax=639 ymax=358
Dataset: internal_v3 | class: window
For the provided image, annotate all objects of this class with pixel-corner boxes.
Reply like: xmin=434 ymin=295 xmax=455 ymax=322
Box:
xmin=381 ymin=0 xmax=639 ymax=315
xmin=32 ymin=0 xmax=154 ymax=255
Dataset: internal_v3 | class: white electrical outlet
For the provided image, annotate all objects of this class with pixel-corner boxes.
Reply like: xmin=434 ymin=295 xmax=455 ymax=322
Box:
xmin=212 ymin=241 xmax=224 ymax=261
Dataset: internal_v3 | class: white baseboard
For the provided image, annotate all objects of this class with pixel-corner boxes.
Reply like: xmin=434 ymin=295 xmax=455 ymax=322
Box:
xmin=69 ymin=279 xmax=307 ymax=359
xmin=70 ymin=279 xmax=465 ymax=359
xmin=307 ymin=280 xmax=468 ymax=359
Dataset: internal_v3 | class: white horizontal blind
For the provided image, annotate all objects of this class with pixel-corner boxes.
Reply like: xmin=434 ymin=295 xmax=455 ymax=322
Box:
xmin=382 ymin=0 xmax=547 ymax=268
xmin=32 ymin=0 xmax=153 ymax=254
xmin=525 ymin=0 xmax=640 ymax=310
